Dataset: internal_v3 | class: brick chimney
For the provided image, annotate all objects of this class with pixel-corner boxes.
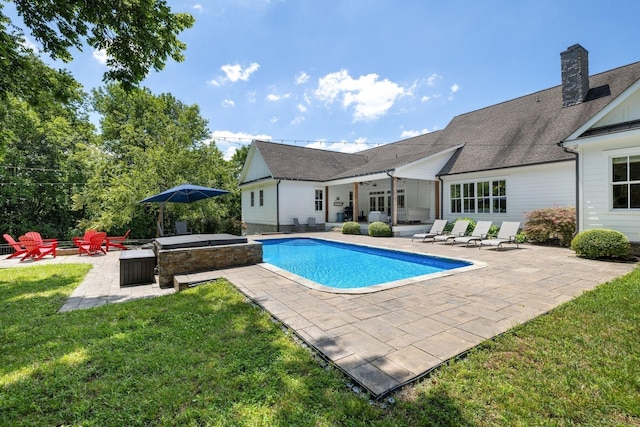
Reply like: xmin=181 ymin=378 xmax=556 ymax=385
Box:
xmin=561 ymin=44 xmax=589 ymax=107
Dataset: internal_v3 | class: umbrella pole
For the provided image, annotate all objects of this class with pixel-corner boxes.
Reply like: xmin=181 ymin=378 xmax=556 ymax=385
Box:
xmin=157 ymin=202 xmax=165 ymax=237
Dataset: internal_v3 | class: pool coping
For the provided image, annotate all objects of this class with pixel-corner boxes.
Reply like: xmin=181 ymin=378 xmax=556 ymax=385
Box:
xmin=257 ymin=236 xmax=487 ymax=294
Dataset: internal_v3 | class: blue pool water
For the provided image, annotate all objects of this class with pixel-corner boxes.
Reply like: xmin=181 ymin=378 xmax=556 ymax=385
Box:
xmin=258 ymin=237 xmax=472 ymax=289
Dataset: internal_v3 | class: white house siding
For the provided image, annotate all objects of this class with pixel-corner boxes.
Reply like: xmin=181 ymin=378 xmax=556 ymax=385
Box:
xmin=398 ymin=149 xmax=460 ymax=181
xmin=242 ymin=148 xmax=272 ymax=182
xmin=278 ymin=181 xmax=325 ymax=226
xmin=241 ymin=181 xmax=278 ymax=226
xmin=579 ymin=133 xmax=640 ymax=243
xmin=592 ymin=87 xmax=640 ymax=127
xmin=441 ymin=161 xmax=576 ymax=225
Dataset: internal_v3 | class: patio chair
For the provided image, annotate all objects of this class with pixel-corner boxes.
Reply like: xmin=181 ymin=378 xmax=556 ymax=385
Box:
xmin=412 ymin=219 xmax=447 ymax=242
xmin=18 ymin=235 xmax=57 ymax=261
xmin=175 ymin=221 xmax=192 ymax=235
xmin=308 ymin=217 xmax=316 ymax=231
xmin=106 ymin=229 xmax=130 ymax=251
xmin=73 ymin=229 xmax=98 ymax=247
xmin=3 ymin=233 xmax=27 ymax=259
xmin=452 ymin=221 xmax=493 ymax=247
xmin=479 ymin=221 xmax=521 ymax=250
xmin=157 ymin=223 xmax=175 ymax=237
xmin=25 ymin=231 xmax=58 ymax=246
xmin=432 ymin=220 xmax=470 ymax=244
xmin=78 ymin=232 xmax=107 ymax=256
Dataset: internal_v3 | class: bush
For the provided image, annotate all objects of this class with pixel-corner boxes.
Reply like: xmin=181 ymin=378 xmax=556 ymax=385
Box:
xmin=571 ymin=229 xmax=631 ymax=260
xmin=368 ymin=221 xmax=392 ymax=237
xmin=523 ymin=206 xmax=576 ymax=246
xmin=341 ymin=221 xmax=361 ymax=235
xmin=444 ymin=218 xmax=475 ymax=236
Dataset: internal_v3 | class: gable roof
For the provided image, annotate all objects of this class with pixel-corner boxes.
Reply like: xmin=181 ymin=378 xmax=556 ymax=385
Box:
xmin=246 ymin=60 xmax=640 ymax=183
xmin=253 ymin=140 xmax=368 ymax=181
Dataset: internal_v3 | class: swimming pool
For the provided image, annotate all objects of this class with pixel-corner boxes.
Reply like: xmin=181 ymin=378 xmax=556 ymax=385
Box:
xmin=258 ymin=237 xmax=480 ymax=293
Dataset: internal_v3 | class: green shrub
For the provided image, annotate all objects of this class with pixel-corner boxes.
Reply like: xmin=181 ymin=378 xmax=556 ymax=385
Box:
xmin=523 ymin=206 xmax=576 ymax=246
xmin=368 ymin=221 xmax=392 ymax=237
xmin=571 ymin=229 xmax=631 ymax=260
xmin=444 ymin=218 xmax=475 ymax=236
xmin=341 ymin=221 xmax=361 ymax=235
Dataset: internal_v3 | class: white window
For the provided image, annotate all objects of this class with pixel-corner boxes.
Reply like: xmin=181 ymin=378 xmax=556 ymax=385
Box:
xmin=315 ymin=189 xmax=323 ymax=211
xmin=250 ymin=191 xmax=254 ymax=207
xmin=612 ymin=155 xmax=640 ymax=209
xmin=259 ymin=190 xmax=264 ymax=206
xmin=450 ymin=180 xmax=507 ymax=214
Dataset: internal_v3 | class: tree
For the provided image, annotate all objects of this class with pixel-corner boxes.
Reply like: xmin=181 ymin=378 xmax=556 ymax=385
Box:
xmin=76 ymin=85 xmax=239 ymax=238
xmin=0 ymin=54 xmax=94 ymax=239
xmin=2 ymin=1 xmax=194 ymax=89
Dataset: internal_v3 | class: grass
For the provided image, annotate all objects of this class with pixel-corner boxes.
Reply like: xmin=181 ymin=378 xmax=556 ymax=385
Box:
xmin=1 ymin=263 xmax=639 ymax=426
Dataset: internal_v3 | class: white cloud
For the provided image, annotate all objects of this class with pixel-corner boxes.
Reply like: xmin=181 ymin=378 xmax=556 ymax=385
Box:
xmin=315 ymin=69 xmax=408 ymax=122
xmin=290 ymin=116 xmax=305 ymax=125
xmin=222 ymin=99 xmax=235 ymax=108
xmin=266 ymin=93 xmax=291 ymax=102
xmin=426 ymin=73 xmax=441 ymax=86
xmin=448 ymin=83 xmax=460 ymax=100
xmin=193 ymin=4 xmax=203 ymax=11
xmin=305 ymin=137 xmax=366 ymax=154
xmin=297 ymin=103 xmax=307 ymax=113
xmin=222 ymin=62 xmax=260 ymax=82
xmin=208 ymin=62 xmax=260 ymax=86
xmin=209 ymin=130 xmax=272 ymax=160
xmin=19 ymin=37 xmax=39 ymax=53
xmin=93 ymin=48 xmax=108 ymax=65
xmin=270 ymin=116 xmax=279 ymax=123
xmin=400 ymin=129 xmax=430 ymax=138
xmin=246 ymin=91 xmax=257 ymax=103
xmin=295 ymin=71 xmax=310 ymax=85
xmin=421 ymin=95 xmax=431 ymax=103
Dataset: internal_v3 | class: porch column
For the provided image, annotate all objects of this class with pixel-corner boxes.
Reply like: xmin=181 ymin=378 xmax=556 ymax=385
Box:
xmin=325 ymin=186 xmax=329 ymax=223
xmin=391 ymin=176 xmax=397 ymax=226
xmin=353 ymin=182 xmax=359 ymax=222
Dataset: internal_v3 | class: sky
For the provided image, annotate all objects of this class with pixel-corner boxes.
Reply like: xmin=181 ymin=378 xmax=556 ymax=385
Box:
xmin=7 ymin=0 xmax=640 ymax=159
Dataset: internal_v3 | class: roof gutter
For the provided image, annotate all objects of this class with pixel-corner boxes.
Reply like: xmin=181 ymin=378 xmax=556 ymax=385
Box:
xmin=560 ymin=141 xmax=580 ymax=237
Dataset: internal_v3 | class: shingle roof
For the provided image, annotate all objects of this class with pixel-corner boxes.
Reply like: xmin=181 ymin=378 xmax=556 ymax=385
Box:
xmin=251 ymin=60 xmax=640 ymax=182
xmin=253 ymin=140 xmax=368 ymax=181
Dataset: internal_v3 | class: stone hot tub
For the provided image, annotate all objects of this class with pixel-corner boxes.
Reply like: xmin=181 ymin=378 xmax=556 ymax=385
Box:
xmin=153 ymin=234 xmax=262 ymax=289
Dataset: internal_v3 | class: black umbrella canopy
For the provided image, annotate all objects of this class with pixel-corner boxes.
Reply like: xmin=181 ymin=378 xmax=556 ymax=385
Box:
xmin=139 ymin=184 xmax=229 ymax=204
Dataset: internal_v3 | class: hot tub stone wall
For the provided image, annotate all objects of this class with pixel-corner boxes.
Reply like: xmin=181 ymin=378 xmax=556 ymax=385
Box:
xmin=156 ymin=242 xmax=262 ymax=288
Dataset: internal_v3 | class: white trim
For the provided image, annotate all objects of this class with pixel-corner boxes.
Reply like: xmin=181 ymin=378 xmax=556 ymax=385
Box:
xmin=564 ymin=79 xmax=640 ymax=142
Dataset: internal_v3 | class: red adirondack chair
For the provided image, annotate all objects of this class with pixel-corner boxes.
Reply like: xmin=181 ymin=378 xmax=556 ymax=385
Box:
xmin=106 ymin=229 xmax=130 ymax=251
xmin=78 ymin=232 xmax=107 ymax=256
xmin=24 ymin=231 xmax=58 ymax=246
xmin=18 ymin=235 xmax=57 ymax=261
xmin=3 ymin=234 xmax=27 ymax=259
xmin=73 ymin=229 xmax=98 ymax=247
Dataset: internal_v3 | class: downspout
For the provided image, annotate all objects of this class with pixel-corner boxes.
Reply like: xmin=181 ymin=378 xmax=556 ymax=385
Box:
xmin=438 ymin=176 xmax=444 ymax=220
xmin=276 ymin=180 xmax=281 ymax=232
xmin=562 ymin=143 xmax=580 ymax=236
xmin=386 ymin=172 xmax=395 ymax=229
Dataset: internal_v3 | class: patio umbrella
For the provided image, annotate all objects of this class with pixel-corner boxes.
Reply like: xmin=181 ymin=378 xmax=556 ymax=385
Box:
xmin=139 ymin=184 xmax=230 ymax=235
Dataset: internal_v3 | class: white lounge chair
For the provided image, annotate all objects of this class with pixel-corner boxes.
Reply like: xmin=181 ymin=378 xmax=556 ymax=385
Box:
xmin=479 ymin=221 xmax=521 ymax=250
xmin=452 ymin=221 xmax=493 ymax=247
xmin=432 ymin=220 xmax=470 ymax=244
xmin=412 ymin=219 xmax=448 ymax=242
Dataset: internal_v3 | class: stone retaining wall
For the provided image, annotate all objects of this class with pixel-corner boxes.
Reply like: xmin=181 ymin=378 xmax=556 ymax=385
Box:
xmin=156 ymin=242 xmax=263 ymax=288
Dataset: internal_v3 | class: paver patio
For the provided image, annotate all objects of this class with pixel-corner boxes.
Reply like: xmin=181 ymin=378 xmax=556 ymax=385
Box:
xmin=2 ymin=233 xmax=636 ymax=397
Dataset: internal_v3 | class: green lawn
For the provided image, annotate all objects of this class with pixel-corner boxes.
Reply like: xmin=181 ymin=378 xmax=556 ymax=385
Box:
xmin=1 ymin=263 xmax=639 ymax=426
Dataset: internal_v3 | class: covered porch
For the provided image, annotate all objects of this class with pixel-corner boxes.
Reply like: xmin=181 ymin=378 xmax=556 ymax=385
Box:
xmin=322 ymin=221 xmax=430 ymax=237
xmin=323 ymin=174 xmax=440 ymax=234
